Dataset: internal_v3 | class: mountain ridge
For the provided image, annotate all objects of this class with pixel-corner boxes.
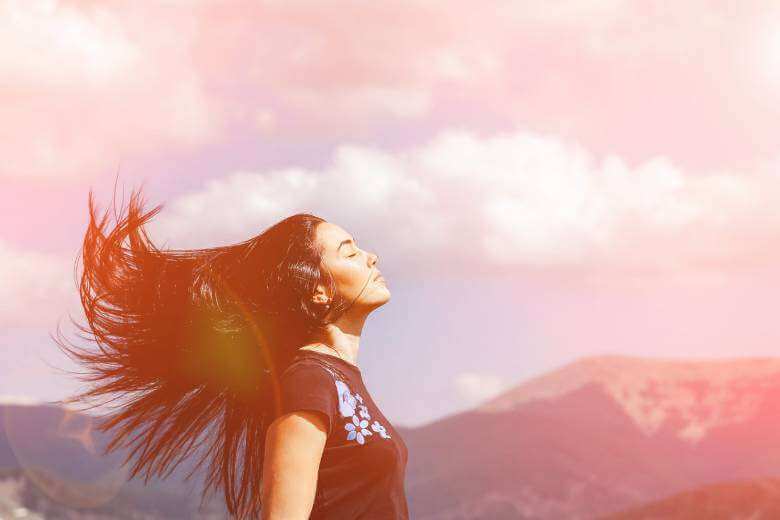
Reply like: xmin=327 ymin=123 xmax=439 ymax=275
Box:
xmin=479 ymin=354 xmax=780 ymax=442
xmin=6 ymin=355 xmax=780 ymax=518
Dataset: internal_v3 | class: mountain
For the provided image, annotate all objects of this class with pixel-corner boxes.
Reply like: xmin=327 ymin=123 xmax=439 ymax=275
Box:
xmin=0 ymin=401 xmax=229 ymax=518
xmin=479 ymin=355 xmax=780 ymax=442
xmin=601 ymin=477 xmax=780 ymax=519
xmin=402 ymin=354 xmax=780 ymax=519
xmin=5 ymin=354 xmax=780 ymax=519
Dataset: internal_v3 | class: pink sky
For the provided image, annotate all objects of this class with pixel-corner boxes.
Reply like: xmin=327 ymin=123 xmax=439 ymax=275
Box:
xmin=3 ymin=0 xmax=780 ymax=426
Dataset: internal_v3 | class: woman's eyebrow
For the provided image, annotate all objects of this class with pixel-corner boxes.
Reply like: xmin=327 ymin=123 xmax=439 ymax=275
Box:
xmin=337 ymin=238 xmax=356 ymax=251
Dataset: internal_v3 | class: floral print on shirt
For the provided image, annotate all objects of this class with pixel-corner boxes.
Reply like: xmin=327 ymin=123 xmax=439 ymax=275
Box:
xmin=336 ymin=380 xmax=357 ymax=417
xmin=334 ymin=379 xmax=392 ymax=444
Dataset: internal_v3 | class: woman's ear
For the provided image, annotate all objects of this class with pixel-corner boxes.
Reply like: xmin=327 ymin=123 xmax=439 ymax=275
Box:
xmin=311 ymin=285 xmax=331 ymax=306
xmin=310 ymin=286 xmax=332 ymax=321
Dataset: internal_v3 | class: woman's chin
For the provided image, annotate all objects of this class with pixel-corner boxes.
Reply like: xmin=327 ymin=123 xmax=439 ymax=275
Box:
xmin=374 ymin=286 xmax=391 ymax=304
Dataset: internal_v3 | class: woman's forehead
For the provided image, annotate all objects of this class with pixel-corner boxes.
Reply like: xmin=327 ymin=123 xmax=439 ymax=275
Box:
xmin=317 ymin=222 xmax=351 ymax=246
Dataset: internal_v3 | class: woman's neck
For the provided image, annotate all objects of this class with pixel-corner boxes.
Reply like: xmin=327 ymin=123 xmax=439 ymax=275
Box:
xmin=299 ymin=341 xmax=359 ymax=368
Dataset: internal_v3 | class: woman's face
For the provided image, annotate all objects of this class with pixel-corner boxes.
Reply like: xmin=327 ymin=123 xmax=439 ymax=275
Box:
xmin=314 ymin=221 xmax=390 ymax=313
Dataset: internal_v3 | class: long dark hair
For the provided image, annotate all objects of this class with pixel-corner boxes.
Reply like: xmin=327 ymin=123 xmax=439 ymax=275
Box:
xmin=51 ymin=184 xmax=354 ymax=519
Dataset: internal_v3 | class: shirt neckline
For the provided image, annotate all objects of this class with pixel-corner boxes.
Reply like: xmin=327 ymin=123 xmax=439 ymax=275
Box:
xmin=296 ymin=349 xmax=362 ymax=374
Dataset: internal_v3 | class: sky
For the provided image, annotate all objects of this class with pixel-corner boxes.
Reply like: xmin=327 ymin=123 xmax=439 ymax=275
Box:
xmin=3 ymin=0 xmax=780 ymax=428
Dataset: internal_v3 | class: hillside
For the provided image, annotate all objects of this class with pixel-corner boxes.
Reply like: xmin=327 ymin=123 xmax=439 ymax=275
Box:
xmin=5 ymin=355 xmax=780 ymax=518
xmin=601 ymin=477 xmax=780 ymax=519
xmin=404 ymin=354 xmax=780 ymax=518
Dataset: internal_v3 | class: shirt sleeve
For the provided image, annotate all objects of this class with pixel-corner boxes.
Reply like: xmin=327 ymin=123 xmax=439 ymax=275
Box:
xmin=277 ymin=361 xmax=338 ymax=436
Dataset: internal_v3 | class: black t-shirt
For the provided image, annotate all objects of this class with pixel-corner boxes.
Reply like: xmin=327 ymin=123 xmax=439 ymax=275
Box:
xmin=276 ymin=349 xmax=410 ymax=519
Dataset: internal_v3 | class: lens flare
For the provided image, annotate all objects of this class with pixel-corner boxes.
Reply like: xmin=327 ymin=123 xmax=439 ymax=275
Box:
xmin=2 ymin=404 xmax=129 ymax=509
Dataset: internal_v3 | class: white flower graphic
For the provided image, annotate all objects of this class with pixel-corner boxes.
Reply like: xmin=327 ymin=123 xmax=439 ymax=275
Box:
xmin=357 ymin=404 xmax=371 ymax=419
xmin=370 ymin=420 xmax=392 ymax=439
xmin=335 ymin=380 xmax=357 ymax=417
xmin=354 ymin=392 xmax=364 ymax=404
xmin=345 ymin=415 xmax=373 ymax=444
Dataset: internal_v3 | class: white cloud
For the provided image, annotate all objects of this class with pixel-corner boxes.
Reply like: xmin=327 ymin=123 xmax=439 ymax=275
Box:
xmin=0 ymin=0 xmax=218 ymax=181
xmin=287 ymin=85 xmax=432 ymax=119
xmin=4 ymin=125 xmax=780 ymax=325
xmin=1 ymin=0 xmax=768 ymax=183
xmin=146 ymin=127 xmax=780 ymax=285
xmin=0 ymin=394 xmax=42 ymax=406
xmin=744 ymin=9 xmax=780 ymax=106
xmin=454 ymin=372 xmax=508 ymax=406
xmin=0 ymin=239 xmax=79 ymax=328
xmin=0 ymin=0 xmax=139 ymax=87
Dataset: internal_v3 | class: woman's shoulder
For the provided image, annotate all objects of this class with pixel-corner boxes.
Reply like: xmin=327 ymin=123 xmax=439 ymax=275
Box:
xmin=280 ymin=354 xmax=341 ymax=383
xmin=286 ymin=350 xmax=358 ymax=379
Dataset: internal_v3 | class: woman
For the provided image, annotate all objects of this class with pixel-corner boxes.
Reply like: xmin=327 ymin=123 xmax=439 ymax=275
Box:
xmin=53 ymin=185 xmax=410 ymax=519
